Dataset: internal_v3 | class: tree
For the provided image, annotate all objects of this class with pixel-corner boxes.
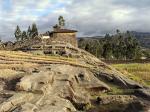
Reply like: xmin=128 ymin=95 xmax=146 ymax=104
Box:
xmin=22 ymin=31 xmax=27 ymax=40
xmin=125 ymin=32 xmax=141 ymax=59
xmin=103 ymin=41 xmax=113 ymax=59
xmin=14 ymin=25 xmax=22 ymax=41
xmin=105 ymin=33 xmax=111 ymax=40
xmin=58 ymin=16 xmax=65 ymax=27
xmin=27 ymin=26 xmax=32 ymax=39
xmin=116 ymin=29 xmax=120 ymax=34
xmin=31 ymin=23 xmax=38 ymax=38
xmin=85 ymin=43 xmax=90 ymax=51
xmin=78 ymin=30 xmax=142 ymax=60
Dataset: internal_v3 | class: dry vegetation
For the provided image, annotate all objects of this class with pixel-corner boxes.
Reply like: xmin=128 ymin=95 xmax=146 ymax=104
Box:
xmin=0 ymin=50 xmax=93 ymax=68
xmin=0 ymin=51 xmax=95 ymax=79
xmin=112 ymin=63 xmax=150 ymax=86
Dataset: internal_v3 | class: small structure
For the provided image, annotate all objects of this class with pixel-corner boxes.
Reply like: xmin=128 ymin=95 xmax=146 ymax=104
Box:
xmin=42 ymin=31 xmax=50 ymax=39
xmin=41 ymin=16 xmax=78 ymax=47
xmin=49 ymin=24 xmax=78 ymax=47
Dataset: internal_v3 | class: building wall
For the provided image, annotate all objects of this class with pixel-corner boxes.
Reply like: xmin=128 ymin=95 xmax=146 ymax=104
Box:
xmin=50 ymin=33 xmax=78 ymax=47
xmin=42 ymin=36 xmax=50 ymax=39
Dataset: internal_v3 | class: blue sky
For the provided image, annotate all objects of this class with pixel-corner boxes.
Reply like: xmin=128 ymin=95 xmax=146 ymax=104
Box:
xmin=0 ymin=0 xmax=150 ymax=41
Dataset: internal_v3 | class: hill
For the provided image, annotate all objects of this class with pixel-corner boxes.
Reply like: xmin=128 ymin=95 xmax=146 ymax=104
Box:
xmin=130 ymin=31 xmax=150 ymax=48
xmin=78 ymin=31 xmax=150 ymax=49
xmin=0 ymin=50 xmax=149 ymax=112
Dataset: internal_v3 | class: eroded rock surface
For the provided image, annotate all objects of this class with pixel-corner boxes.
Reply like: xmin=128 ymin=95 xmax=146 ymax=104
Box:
xmin=0 ymin=50 xmax=149 ymax=112
xmin=0 ymin=65 xmax=110 ymax=112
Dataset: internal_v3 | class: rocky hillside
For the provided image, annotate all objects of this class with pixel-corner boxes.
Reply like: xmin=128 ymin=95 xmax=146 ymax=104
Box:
xmin=0 ymin=49 xmax=149 ymax=112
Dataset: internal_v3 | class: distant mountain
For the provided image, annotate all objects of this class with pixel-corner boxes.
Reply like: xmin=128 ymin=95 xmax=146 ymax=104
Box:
xmin=78 ymin=36 xmax=104 ymax=40
xmin=130 ymin=31 xmax=150 ymax=48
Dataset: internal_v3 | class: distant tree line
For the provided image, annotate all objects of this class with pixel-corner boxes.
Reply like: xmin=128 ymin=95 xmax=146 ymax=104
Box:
xmin=14 ymin=23 xmax=38 ymax=41
xmin=78 ymin=30 xmax=143 ymax=60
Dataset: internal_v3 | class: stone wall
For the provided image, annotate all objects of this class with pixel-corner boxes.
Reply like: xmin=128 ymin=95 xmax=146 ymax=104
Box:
xmin=50 ymin=33 xmax=78 ymax=47
xmin=0 ymin=37 xmax=42 ymax=51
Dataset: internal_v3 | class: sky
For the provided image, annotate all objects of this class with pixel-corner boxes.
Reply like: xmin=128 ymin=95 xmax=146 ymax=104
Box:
xmin=0 ymin=0 xmax=150 ymax=41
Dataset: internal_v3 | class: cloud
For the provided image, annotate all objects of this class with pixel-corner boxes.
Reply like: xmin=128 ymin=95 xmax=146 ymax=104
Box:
xmin=0 ymin=0 xmax=150 ymax=41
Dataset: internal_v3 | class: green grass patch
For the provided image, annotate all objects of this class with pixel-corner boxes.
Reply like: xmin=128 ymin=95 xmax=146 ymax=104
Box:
xmin=112 ymin=63 xmax=150 ymax=86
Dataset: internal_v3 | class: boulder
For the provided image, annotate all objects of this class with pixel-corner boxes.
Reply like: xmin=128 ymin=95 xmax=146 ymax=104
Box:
xmin=96 ymin=72 xmax=143 ymax=89
xmin=16 ymin=71 xmax=54 ymax=93
xmin=0 ymin=49 xmax=149 ymax=112
xmin=0 ymin=93 xmax=33 ymax=112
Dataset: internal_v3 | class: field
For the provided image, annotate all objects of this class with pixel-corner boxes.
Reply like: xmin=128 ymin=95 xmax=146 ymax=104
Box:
xmin=112 ymin=63 xmax=150 ymax=86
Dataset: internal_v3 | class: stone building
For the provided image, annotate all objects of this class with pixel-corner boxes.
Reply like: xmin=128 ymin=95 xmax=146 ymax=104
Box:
xmin=42 ymin=16 xmax=78 ymax=47
xmin=49 ymin=25 xmax=78 ymax=47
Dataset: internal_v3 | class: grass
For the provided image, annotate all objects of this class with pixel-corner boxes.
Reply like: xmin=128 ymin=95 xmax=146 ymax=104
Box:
xmin=112 ymin=63 xmax=150 ymax=86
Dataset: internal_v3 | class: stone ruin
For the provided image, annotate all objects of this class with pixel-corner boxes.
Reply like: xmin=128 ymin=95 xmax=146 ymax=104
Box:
xmin=0 ymin=16 xmax=79 ymax=57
